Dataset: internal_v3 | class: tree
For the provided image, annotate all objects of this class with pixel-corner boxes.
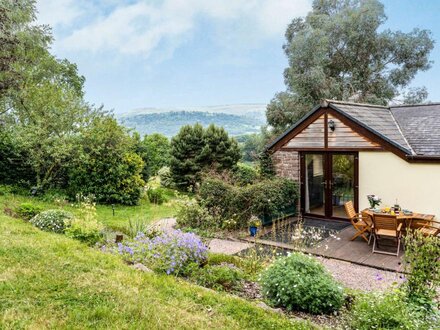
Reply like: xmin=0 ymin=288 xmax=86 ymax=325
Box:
xmin=267 ymin=0 xmax=434 ymax=134
xmin=200 ymin=124 xmax=240 ymax=171
xmin=238 ymin=133 xmax=265 ymax=163
xmin=170 ymin=124 xmax=240 ymax=190
xmin=170 ymin=124 xmax=205 ymax=189
xmin=136 ymin=133 xmax=171 ymax=181
xmin=68 ymin=117 xmax=145 ymax=205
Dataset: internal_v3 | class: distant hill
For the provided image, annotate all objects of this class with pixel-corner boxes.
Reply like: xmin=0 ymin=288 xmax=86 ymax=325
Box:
xmin=118 ymin=104 xmax=266 ymax=137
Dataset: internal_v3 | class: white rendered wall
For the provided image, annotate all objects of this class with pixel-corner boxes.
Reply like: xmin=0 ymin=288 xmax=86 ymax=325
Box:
xmin=359 ymin=152 xmax=440 ymax=219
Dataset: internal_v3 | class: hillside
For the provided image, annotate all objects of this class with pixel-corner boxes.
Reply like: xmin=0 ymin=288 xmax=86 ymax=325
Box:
xmin=118 ymin=104 xmax=266 ymax=137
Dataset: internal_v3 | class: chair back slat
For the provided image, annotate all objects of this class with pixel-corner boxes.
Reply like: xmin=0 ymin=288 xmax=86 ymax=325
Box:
xmin=344 ymin=201 xmax=357 ymax=219
xmin=373 ymin=214 xmax=398 ymax=231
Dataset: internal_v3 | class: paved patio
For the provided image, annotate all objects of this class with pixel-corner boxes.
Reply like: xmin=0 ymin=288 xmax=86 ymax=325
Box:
xmin=243 ymin=218 xmax=404 ymax=272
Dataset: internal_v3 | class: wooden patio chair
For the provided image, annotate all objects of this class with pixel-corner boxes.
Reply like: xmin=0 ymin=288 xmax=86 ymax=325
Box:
xmin=344 ymin=201 xmax=372 ymax=244
xmin=371 ymin=214 xmax=403 ymax=256
xmin=412 ymin=219 xmax=440 ymax=237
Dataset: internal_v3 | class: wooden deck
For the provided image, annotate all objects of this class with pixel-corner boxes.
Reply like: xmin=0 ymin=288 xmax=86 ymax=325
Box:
xmin=243 ymin=223 xmax=404 ymax=272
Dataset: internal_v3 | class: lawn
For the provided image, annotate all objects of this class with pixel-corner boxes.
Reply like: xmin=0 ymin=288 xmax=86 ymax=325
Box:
xmin=0 ymin=213 xmax=313 ymax=329
xmin=0 ymin=190 xmax=178 ymax=233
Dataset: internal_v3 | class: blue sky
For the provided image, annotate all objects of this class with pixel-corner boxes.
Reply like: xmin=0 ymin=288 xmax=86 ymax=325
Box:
xmin=36 ymin=0 xmax=440 ymax=114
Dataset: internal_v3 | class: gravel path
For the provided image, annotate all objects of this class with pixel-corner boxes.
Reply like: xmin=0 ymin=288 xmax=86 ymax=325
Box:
xmin=154 ymin=218 xmax=404 ymax=291
xmin=317 ymin=256 xmax=405 ymax=291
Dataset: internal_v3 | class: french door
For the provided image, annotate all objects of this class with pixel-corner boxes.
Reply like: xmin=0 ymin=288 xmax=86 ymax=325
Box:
xmin=300 ymin=152 xmax=358 ymax=220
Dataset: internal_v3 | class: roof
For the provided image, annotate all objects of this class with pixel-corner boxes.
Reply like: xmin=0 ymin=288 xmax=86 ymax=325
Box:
xmin=268 ymin=99 xmax=440 ymax=159
xmin=390 ymin=104 xmax=440 ymax=156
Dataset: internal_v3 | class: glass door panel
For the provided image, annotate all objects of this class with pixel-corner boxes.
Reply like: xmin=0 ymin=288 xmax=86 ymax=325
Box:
xmin=304 ymin=154 xmax=326 ymax=216
xmin=331 ymin=154 xmax=355 ymax=218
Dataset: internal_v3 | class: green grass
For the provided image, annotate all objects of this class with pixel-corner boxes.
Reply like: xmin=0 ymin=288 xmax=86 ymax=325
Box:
xmin=0 ymin=212 xmax=314 ymax=329
xmin=0 ymin=191 xmax=178 ymax=233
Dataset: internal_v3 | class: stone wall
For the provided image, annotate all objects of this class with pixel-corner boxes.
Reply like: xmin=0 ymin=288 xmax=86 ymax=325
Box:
xmin=271 ymin=150 xmax=300 ymax=182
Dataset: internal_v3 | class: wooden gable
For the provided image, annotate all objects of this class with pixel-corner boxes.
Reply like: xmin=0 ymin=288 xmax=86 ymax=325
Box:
xmin=327 ymin=114 xmax=381 ymax=149
xmin=277 ymin=108 xmax=382 ymax=151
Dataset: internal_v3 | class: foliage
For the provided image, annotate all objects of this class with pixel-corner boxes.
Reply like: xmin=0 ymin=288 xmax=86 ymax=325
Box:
xmin=190 ymin=264 xmax=244 ymax=292
xmin=14 ymin=202 xmax=43 ymax=220
xmin=170 ymin=124 xmax=240 ymax=190
xmin=237 ymin=133 xmax=265 ymax=163
xmin=113 ymin=230 xmax=208 ymax=276
xmin=233 ymin=163 xmax=259 ymax=186
xmin=68 ymin=117 xmax=145 ymax=205
xmin=125 ymin=219 xmax=162 ymax=239
xmin=259 ymin=150 xmax=275 ymax=179
xmin=65 ymin=197 xmax=104 ymax=245
xmin=65 ymin=217 xmax=104 ymax=246
xmin=176 ymin=198 xmax=218 ymax=230
xmin=198 ymin=177 xmax=298 ymax=229
xmin=346 ymin=289 xmax=435 ymax=330
xmin=0 ymin=212 xmax=313 ymax=330
xmin=403 ymin=229 xmax=440 ymax=311
xmin=260 ymin=252 xmax=344 ymax=314
xmin=134 ymin=132 xmax=171 ymax=180
xmin=29 ymin=209 xmax=73 ymax=233
xmin=157 ymin=166 xmax=174 ymax=188
xmin=146 ymin=187 xmax=168 ymax=205
xmin=267 ymin=0 xmax=434 ymax=133
xmin=207 ymin=253 xmax=243 ymax=268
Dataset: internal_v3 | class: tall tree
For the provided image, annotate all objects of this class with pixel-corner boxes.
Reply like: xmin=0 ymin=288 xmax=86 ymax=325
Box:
xmin=170 ymin=124 xmax=240 ymax=190
xmin=136 ymin=133 xmax=171 ymax=180
xmin=267 ymin=0 xmax=434 ymax=134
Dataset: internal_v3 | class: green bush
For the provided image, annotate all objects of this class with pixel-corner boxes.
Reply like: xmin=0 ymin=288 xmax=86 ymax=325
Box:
xmin=158 ymin=166 xmax=174 ymax=188
xmin=198 ymin=177 xmax=299 ymax=229
xmin=191 ymin=264 xmax=244 ymax=292
xmin=346 ymin=289 xmax=433 ymax=330
xmin=207 ymin=253 xmax=242 ymax=267
xmin=403 ymin=229 xmax=440 ymax=311
xmin=29 ymin=210 xmax=73 ymax=233
xmin=176 ymin=199 xmax=218 ymax=230
xmin=233 ymin=163 xmax=259 ymax=185
xmin=147 ymin=188 xmax=168 ymax=205
xmin=260 ymin=252 xmax=344 ymax=314
xmin=15 ymin=203 xmax=43 ymax=220
xmin=65 ymin=217 xmax=104 ymax=245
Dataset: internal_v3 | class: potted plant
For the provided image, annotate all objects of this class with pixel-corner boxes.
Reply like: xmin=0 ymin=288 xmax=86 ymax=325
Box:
xmin=367 ymin=194 xmax=382 ymax=210
xmin=249 ymin=216 xmax=262 ymax=237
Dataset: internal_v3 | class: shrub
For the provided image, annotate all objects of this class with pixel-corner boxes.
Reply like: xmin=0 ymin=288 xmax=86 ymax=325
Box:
xmin=198 ymin=177 xmax=299 ymax=229
xmin=403 ymin=229 xmax=440 ymax=311
xmin=147 ymin=188 xmax=168 ymax=205
xmin=113 ymin=230 xmax=208 ymax=275
xmin=29 ymin=210 xmax=73 ymax=233
xmin=207 ymin=253 xmax=242 ymax=268
xmin=346 ymin=289 xmax=433 ymax=330
xmin=260 ymin=252 xmax=344 ymax=314
xmin=65 ymin=217 xmax=104 ymax=245
xmin=158 ymin=166 xmax=174 ymax=188
xmin=15 ymin=203 xmax=43 ymax=220
xmin=233 ymin=163 xmax=259 ymax=186
xmin=190 ymin=264 xmax=244 ymax=292
xmin=125 ymin=219 xmax=162 ymax=239
xmin=176 ymin=199 xmax=218 ymax=230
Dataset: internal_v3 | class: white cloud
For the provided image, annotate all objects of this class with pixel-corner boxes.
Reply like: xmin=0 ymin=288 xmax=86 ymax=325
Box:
xmin=36 ymin=0 xmax=83 ymax=27
xmin=46 ymin=0 xmax=311 ymax=57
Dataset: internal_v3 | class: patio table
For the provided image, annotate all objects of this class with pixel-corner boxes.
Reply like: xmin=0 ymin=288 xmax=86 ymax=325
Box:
xmin=362 ymin=209 xmax=435 ymax=230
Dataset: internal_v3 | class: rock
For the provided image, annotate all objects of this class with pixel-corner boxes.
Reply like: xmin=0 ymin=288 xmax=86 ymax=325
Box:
xmin=257 ymin=302 xmax=283 ymax=314
xmin=132 ymin=263 xmax=153 ymax=273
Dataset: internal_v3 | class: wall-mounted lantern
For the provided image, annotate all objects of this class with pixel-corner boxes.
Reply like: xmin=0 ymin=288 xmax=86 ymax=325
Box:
xmin=328 ymin=119 xmax=336 ymax=132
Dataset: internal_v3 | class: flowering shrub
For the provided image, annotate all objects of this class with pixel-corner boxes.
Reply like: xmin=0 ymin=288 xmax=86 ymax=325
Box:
xmin=176 ymin=199 xmax=218 ymax=230
xmin=113 ymin=230 xmax=208 ymax=275
xmin=260 ymin=252 xmax=344 ymax=314
xmin=29 ymin=209 xmax=73 ymax=233
xmin=346 ymin=289 xmax=435 ymax=329
xmin=403 ymin=229 xmax=440 ymax=312
xmin=65 ymin=217 xmax=104 ymax=245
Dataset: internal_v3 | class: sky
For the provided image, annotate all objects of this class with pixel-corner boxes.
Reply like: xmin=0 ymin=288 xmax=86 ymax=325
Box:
xmin=36 ymin=0 xmax=440 ymax=114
